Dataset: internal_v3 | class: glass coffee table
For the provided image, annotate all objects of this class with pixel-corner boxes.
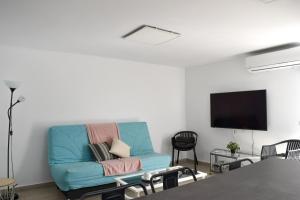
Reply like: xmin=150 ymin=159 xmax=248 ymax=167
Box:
xmin=115 ymin=166 xmax=207 ymax=198
xmin=210 ymin=148 xmax=260 ymax=172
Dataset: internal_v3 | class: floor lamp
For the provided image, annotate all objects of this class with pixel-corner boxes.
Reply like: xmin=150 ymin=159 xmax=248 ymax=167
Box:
xmin=4 ymin=80 xmax=25 ymax=200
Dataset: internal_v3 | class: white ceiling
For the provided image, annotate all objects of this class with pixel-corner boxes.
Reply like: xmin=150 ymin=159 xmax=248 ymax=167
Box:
xmin=0 ymin=0 xmax=300 ymax=67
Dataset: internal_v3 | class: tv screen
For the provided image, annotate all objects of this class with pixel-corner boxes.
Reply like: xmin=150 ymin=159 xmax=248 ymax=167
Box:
xmin=210 ymin=90 xmax=267 ymax=131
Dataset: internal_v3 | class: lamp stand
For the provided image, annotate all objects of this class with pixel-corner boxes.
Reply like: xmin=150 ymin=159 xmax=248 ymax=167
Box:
xmin=6 ymin=88 xmax=19 ymax=200
xmin=7 ymin=88 xmax=14 ymax=179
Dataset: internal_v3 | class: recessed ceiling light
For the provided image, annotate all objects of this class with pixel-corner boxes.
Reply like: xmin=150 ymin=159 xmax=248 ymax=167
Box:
xmin=123 ymin=25 xmax=181 ymax=45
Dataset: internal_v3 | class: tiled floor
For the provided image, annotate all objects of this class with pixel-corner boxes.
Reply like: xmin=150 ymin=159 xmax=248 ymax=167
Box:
xmin=16 ymin=160 xmax=211 ymax=200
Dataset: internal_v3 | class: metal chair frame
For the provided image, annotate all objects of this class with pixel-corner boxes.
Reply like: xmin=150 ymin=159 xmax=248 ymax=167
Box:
xmin=261 ymin=139 xmax=300 ymax=160
xmin=149 ymin=167 xmax=197 ymax=193
xmin=172 ymin=131 xmax=199 ymax=172
xmin=80 ymin=183 xmax=147 ymax=200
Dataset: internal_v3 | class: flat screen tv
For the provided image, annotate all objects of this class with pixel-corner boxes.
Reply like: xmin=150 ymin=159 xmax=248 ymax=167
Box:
xmin=210 ymin=90 xmax=267 ymax=131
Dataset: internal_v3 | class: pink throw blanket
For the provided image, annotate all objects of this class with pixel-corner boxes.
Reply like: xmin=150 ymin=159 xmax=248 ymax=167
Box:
xmin=86 ymin=123 xmax=119 ymax=145
xmin=86 ymin=122 xmax=141 ymax=176
xmin=101 ymin=157 xmax=142 ymax=176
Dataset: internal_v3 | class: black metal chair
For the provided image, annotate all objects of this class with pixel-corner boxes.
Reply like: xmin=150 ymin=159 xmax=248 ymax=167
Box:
xmin=219 ymin=158 xmax=254 ymax=173
xmin=287 ymin=149 xmax=300 ymax=160
xmin=149 ymin=166 xmax=197 ymax=193
xmin=172 ymin=131 xmax=198 ymax=172
xmin=261 ymin=139 xmax=300 ymax=160
xmin=79 ymin=183 xmax=148 ymax=200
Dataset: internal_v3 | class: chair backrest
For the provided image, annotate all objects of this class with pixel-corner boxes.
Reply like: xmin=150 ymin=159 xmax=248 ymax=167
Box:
xmin=229 ymin=160 xmax=242 ymax=171
xmin=229 ymin=159 xmax=253 ymax=171
xmin=150 ymin=167 xmax=196 ymax=193
xmin=261 ymin=144 xmax=278 ymax=160
xmin=163 ymin=171 xmax=179 ymax=190
xmin=172 ymin=131 xmax=198 ymax=150
xmin=286 ymin=140 xmax=300 ymax=158
xmin=173 ymin=131 xmax=198 ymax=142
xmin=220 ymin=158 xmax=254 ymax=172
xmin=261 ymin=139 xmax=300 ymax=160
xmin=80 ymin=183 xmax=148 ymax=200
xmin=287 ymin=149 xmax=300 ymax=160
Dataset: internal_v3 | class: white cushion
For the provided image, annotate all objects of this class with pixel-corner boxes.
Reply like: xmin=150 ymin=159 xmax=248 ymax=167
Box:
xmin=109 ymin=139 xmax=131 ymax=158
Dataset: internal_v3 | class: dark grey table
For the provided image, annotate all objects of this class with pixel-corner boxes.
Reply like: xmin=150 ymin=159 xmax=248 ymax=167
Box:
xmin=137 ymin=159 xmax=300 ymax=200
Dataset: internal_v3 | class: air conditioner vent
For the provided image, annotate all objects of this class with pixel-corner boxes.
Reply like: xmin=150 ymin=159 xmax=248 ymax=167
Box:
xmin=246 ymin=47 xmax=300 ymax=73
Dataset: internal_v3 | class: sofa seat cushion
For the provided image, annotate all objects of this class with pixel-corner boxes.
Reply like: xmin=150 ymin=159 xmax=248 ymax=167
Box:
xmin=50 ymin=161 xmax=114 ymax=191
xmin=50 ymin=153 xmax=171 ymax=191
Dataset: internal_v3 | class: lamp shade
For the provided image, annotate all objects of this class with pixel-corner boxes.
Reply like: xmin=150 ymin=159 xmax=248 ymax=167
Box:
xmin=4 ymin=80 xmax=21 ymax=90
xmin=17 ymin=96 xmax=26 ymax=102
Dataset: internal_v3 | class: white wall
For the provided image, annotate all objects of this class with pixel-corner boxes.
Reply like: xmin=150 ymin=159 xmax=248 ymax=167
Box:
xmin=186 ymin=56 xmax=300 ymax=162
xmin=0 ymin=45 xmax=186 ymax=186
xmin=5 ymin=45 xmax=300 ymax=187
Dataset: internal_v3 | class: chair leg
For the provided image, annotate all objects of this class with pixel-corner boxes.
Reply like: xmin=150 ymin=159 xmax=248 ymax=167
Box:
xmin=193 ymin=148 xmax=198 ymax=172
xmin=177 ymin=150 xmax=180 ymax=164
xmin=194 ymin=148 xmax=199 ymax=165
xmin=172 ymin=147 xmax=175 ymax=166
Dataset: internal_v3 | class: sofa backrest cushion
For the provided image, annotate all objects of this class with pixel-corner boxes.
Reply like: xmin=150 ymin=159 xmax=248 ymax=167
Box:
xmin=48 ymin=122 xmax=155 ymax=164
xmin=48 ymin=125 xmax=93 ymax=164
xmin=117 ymin=122 xmax=154 ymax=156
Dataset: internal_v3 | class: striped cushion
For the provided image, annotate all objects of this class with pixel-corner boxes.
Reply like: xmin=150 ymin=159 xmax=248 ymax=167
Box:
xmin=89 ymin=143 xmax=115 ymax=162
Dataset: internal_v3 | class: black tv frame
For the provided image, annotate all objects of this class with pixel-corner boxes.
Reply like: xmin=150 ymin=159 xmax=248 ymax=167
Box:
xmin=210 ymin=90 xmax=267 ymax=131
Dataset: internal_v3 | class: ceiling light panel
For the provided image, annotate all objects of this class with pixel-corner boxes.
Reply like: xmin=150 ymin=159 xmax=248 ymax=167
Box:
xmin=123 ymin=25 xmax=181 ymax=45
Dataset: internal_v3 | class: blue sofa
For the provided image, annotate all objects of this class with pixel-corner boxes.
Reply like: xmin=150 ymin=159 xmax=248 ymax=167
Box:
xmin=48 ymin=122 xmax=171 ymax=192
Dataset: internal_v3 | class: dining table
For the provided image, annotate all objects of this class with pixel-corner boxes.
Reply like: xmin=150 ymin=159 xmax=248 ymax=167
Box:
xmin=137 ymin=158 xmax=300 ymax=200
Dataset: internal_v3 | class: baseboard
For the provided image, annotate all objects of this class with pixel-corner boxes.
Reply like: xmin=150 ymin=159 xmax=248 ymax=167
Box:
xmin=16 ymin=181 xmax=55 ymax=191
xmin=179 ymin=158 xmax=210 ymax=165
xmin=177 ymin=158 xmax=189 ymax=162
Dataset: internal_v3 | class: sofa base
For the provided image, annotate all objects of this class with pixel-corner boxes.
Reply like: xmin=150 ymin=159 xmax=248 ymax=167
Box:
xmin=59 ymin=183 xmax=117 ymax=200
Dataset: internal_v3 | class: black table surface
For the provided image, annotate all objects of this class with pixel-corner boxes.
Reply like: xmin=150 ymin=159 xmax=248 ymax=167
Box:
xmin=137 ymin=159 xmax=300 ymax=200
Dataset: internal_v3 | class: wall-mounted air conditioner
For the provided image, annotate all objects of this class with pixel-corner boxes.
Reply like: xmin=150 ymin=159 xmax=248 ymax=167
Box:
xmin=246 ymin=46 xmax=300 ymax=73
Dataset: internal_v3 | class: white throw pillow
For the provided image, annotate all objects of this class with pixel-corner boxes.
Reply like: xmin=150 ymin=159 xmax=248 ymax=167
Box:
xmin=109 ymin=139 xmax=131 ymax=158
